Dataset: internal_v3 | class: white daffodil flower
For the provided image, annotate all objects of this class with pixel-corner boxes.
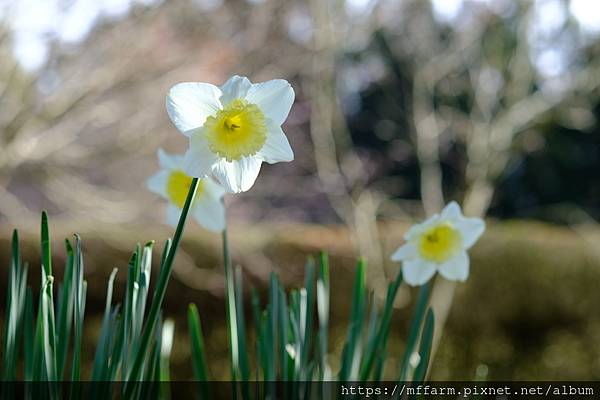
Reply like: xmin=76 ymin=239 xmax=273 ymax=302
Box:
xmin=166 ymin=75 xmax=295 ymax=193
xmin=391 ymin=201 xmax=485 ymax=286
xmin=147 ymin=149 xmax=226 ymax=232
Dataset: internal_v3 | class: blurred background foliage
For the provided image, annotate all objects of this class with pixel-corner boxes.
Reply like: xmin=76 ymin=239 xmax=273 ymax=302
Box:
xmin=0 ymin=0 xmax=599 ymax=380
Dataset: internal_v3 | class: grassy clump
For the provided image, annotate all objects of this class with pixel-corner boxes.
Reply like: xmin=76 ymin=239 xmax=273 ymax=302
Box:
xmin=2 ymin=211 xmax=435 ymax=399
xmin=2 ymin=212 xmax=177 ymax=398
xmin=189 ymin=248 xmax=436 ymax=399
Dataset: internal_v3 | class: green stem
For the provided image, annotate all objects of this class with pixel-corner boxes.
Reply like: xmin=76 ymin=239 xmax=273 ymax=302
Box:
xmin=223 ymin=227 xmax=241 ymax=396
xmin=124 ymin=177 xmax=198 ymax=397
xmin=399 ymin=281 xmax=432 ymax=382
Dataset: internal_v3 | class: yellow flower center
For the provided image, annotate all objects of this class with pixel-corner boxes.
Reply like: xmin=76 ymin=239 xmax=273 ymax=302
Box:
xmin=204 ymin=99 xmax=267 ymax=162
xmin=167 ymin=170 xmax=203 ymax=208
xmin=418 ymin=223 xmax=462 ymax=263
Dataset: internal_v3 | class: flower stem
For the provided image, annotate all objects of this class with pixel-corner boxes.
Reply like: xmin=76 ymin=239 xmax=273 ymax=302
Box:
xmin=222 ymin=227 xmax=240 ymax=381
xmin=124 ymin=177 xmax=198 ymax=396
xmin=398 ymin=280 xmax=432 ymax=382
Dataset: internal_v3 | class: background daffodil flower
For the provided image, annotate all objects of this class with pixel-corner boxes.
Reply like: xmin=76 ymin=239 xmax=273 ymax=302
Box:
xmin=147 ymin=149 xmax=226 ymax=232
xmin=166 ymin=75 xmax=295 ymax=193
xmin=391 ymin=201 xmax=485 ymax=286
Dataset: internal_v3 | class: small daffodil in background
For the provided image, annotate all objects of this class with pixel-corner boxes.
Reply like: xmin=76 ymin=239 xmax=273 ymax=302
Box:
xmin=391 ymin=201 xmax=485 ymax=286
xmin=147 ymin=149 xmax=226 ymax=232
xmin=166 ymin=75 xmax=295 ymax=193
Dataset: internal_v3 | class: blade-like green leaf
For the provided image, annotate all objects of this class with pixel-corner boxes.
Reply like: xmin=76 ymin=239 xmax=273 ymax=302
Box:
xmin=301 ymin=257 xmax=315 ymax=380
xmin=188 ymin=303 xmax=209 ymax=400
xmin=41 ymin=275 xmax=57 ymax=383
xmin=234 ymin=266 xmax=250 ymax=399
xmin=277 ymin=285 xmax=289 ymax=383
xmin=133 ymin=241 xmax=154 ymax=349
xmin=122 ymin=251 xmax=138 ymax=379
xmin=359 ymin=270 xmax=403 ymax=381
xmin=3 ymin=230 xmax=28 ymax=381
xmin=41 ymin=211 xmax=52 ymax=277
xmin=412 ymin=308 xmax=435 ymax=384
xmin=399 ymin=282 xmax=432 ymax=382
xmin=268 ymin=273 xmax=279 ymax=381
xmin=23 ymin=287 xmax=34 ymax=381
xmin=71 ymin=235 xmax=86 ymax=382
xmin=222 ymin=228 xmax=241 ymax=397
xmin=317 ymin=252 xmax=330 ymax=381
xmin=339 ymin=259 xmax=367 ymax=382
xmin=160 ymin=318 xmax=174 ymax=381
xmin=250 ymin=288 xmax=263 ymax=376
xmin=56 ymin=239 xmax=75 ymax=379
xmin=124 ymin=178 xmax=198 ymax=398
xmin=91 ymin=269 xmax=118 ymax=381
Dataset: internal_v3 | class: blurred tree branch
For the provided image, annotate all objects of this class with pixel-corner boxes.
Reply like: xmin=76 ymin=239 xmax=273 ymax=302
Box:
xmin=375 ymin=0 xmax=600 ymax=361
xmin=307 ymin=0 xmax=388 ymax=294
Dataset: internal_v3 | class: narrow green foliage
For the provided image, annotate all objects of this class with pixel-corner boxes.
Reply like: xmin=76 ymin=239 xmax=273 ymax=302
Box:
xmin=134 ymin=242 xmax=154 ymax=346
xmin=39 ymin=213 xmax=57 ymax=383
xmin=41 ymin=211 xmax=52 ymax=276
xmin=159 ymin=319 xmax=174 ymax=381
xmin=41 ymin=275 xmax=57 ymax=382
xmin=222 ymin=253 xmax=437 ymax=398
xmin=412 ymin=308 xmax=435 ymax=384
xmin=301 ymin=258 xmax=315 ymax=379
xmin=91 ymin=269 xmax=118 ymax=381
xmin=221 ymin=229 xmax=239 ymax=383
xmin=317 ymin=252 xmax=330 ymax=381
xmin=158 ymin=319 xmax=174 ymax=400
xmin=23 ymin=287 xmax=34 ymax=381
xmin=339 ymin=259 xmax=367 ymax=382
xmin=362 ymin=294 xmax=380 ymax=378
xmin=263 ymin=274 xmax=279 ymax=399
xmin=124 ymin=177 xmax=198 ymax=398
xmin=234 ymin=266 xmax=250 ymax=399
xmin=268 ymin=273 xmax=279 ymax=381
xmin=277 ymin=285 xmax=289 ymax=383
xmin=71 ymin=235 xmax=86 ymax=382
xmin=4 ymin=211 xmax=178 ymax=400
xmin=399 ymin=282 xmax=432 ymax=381
xmin=288 ymin=288 xmax=300 ymax=382
xmin=2 ymin=205 xmax=441 ymax=400
xmin=250 ymin=288 xmax=264 ymax=376
xmin=359 ymin=270 xmax=403 ymax=381
xmin=3 ymin=230 xmax=28 ymax=381
xmin=122 ymin=251 xmax=138 ymax=379
xmin=188 ymin=304 xmax=209 ymax=400
xmin=56 ymin=239 xmax=74 ymax=379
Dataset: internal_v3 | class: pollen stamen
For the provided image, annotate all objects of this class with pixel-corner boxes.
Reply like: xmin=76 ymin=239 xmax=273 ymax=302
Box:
xmin=205 ymin=99 xmax=267 ymax=161
xmin=418 ymin=223 xmax=462 ymax=263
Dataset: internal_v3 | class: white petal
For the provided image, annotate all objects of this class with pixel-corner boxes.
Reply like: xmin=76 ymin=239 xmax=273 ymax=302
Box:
xmin=220 ymin=75 xmax=252 ymax=105
xmin=201 ymin=177 xmax=226 ymax=200
xmin=402 ymin=259 xmax=437 ymax=286
xmin=211 ymin=157 xmax=262 ymax=193
xmin=245 ymin=79 xmax=295 ymax=125
xmin=257 ymin=121 xmax=294 ymax=164
xmin=404 ymin=214 xmax=439 ymax=240
xmin=183 ymin=131 xmax=219 ymax=178
xmin=455 ymin=217 xmax=485 ymax=249
xmin=390 ymin=243 xmax=417 ymax=261
xmin=147 ymin=170 xmax=169 ymax=197
xmin=157 ymin=148 xmax=183 ymax=170
xmin=166 ymin=82 xmax=222 ymax=136
xmin=166 ymin=204 xmax=181 ymax=227
xmin=193 ymin=195 xmax=225 ymax=232
xmin=438 ymin=251 xmax=469 ymax=282
xmin=441 ymin=201 xmax=462 ymax=219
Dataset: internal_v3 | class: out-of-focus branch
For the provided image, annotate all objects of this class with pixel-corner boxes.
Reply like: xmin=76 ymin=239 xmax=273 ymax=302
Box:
xmin=307 ymin=0 xmax=387 ymax=287
xmin=412 ymin=80 xmax=445 ymax=216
